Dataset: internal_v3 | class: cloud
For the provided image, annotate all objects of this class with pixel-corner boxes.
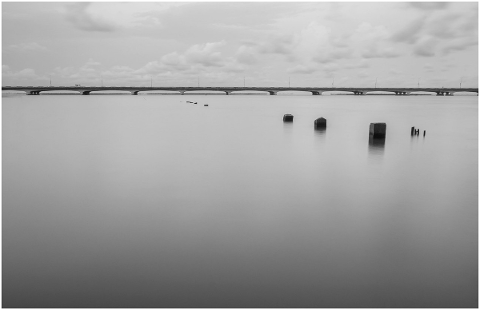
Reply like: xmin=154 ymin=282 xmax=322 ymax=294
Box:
xmin=355 ymin=22 xmax=389 ymax=42
xmin=409 ymin=2 xmax=449 ymax=11
xmin=413 ymin=36 xmax=438 ymax=57
xmin=362 ymin=46 xmax=400 ymax=59
xmin=257 ymin=34 xmax=295 ymax=55
xmin=184 ymin=41 xmax=227 ymax=67
xmin=426 ymin=12 xmax=465 ymax=39
xmin=234 ymin=45 xmax=258 ymax=65
xmin=84 ymin=59 xmax=101 ymax=67
xmin=65 ymin=3 xmax=118 ymax=32
xmin=313 ymin=48 xmax=354 ymax=63
xmin=344 ymin=60 xmax=370 ymax=70
xmin=442 ymin=38 xmax=478 ymax=55
xmin=134 ymin=41 xmax=238 ymax=76
xmin=390 ymin=6 xmax=477 ymax=59
xmin=3 ymin=67 xmax=39 ymax=80
xmin=287 ymin=64 xmax=318 ymax=74
xmin=223 ymin=62 xmax=246 ymax=73
xmin=423 ymin=63 xmax=435 ymax=72
xmin=391 ymin=17 xmax=426 ymax=43
xmin=8 ymin=42 xmax=47 ymax=52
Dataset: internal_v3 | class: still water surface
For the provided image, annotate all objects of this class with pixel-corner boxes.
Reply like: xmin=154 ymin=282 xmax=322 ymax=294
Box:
xmin=3 ymin=94 xmax=478 ymax=307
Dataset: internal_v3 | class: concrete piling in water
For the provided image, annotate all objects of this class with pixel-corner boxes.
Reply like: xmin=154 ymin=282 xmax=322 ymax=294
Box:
xmin=411 ymin=127 xmax=415 ymax=136
xmin=283 ymin=114 xmax=294 ymax=122
xmin=369 ymin=123 xmax=387 ymax=139
xmin=423 ymin=130 xmax=426 ymax=137
xmin=204 ymin=104 xmax=208 ymax=107
xmin=314 ymin=117 xmax=327 ymax=129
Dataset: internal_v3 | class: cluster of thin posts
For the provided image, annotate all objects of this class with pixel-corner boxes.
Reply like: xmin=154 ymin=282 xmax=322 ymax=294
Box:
xmin=411 ymin=126 xmax=426 ymax=137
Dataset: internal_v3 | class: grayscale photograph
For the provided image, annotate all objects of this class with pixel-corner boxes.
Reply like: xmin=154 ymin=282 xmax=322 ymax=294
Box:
xmin=2 ymin=1 xmax=478 ymax=308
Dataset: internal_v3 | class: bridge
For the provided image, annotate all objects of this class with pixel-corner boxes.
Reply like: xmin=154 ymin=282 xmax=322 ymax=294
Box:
xmin=2 ymin=86 xmax=478 ymax=96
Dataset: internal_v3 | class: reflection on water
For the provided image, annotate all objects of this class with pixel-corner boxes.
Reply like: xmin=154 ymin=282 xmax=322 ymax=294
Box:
xmin=314 ymin=127 xmax=326 ymax=136
xmin=2 ymin=95 xmax=478 ymax=308
xmin=368 ymin=135 xmax=386 ymax=157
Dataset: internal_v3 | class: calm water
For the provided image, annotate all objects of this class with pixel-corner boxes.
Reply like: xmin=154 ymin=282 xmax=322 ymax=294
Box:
xmin=2 ymin=94 xmax=478 ymax=307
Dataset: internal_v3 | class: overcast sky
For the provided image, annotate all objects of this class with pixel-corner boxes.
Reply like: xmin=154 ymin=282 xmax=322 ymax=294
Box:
xmin=2 ymin=2 xmax=478 ymax=88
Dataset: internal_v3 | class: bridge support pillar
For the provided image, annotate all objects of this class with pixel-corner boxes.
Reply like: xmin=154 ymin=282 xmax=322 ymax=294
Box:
xmin=353 ymin=91 xmax=364 ymax=95
xmin=131 ymin=91 xmax=140 ymax=95
xmin=268 ymin=91 xmax=277 ymax=95
xmin=225 ymin=91 xmax=231 ymax=95
xmin=311 ymin=91 xmax=322 ymax=95
xmin=446 ymin=92 xmax=454 ymax=96
xmin=82 ymin=91 xmax=91 ymax=95
xmin=179 ymin=91 xmax=185 ymax=95
xmin=436 ymin=92 xmax=445 ymax=96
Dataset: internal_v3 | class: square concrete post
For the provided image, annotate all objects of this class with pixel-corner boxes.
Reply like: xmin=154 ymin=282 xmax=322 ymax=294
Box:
xmin=314 ymin=117 xmax=327 ymax=129
xmin=369 ymin=123 xmax=386 ymax=139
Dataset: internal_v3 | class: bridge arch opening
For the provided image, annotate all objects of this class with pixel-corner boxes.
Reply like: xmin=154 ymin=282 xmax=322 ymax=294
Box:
xmin=141 ymin=90 xmax=182 ymax=95
xmin=184 ymin=90 xmax=230 ymax=95
xmin=275 ymin=90 xmax=313 ymax=96
xmin=451 ymin=91 xmax=478 ymax=96
xmin=229 ymin=90 xmax=269 ymax=95
xmin=37 ymin=90 xmax=80 ymax=95
xmin=90 ymin=90 xmax=133 ymax=95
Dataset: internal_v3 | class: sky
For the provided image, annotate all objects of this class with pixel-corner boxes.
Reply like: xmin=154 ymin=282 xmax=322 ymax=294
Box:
xmin=2 ymin=2 xmax=478 ymax=88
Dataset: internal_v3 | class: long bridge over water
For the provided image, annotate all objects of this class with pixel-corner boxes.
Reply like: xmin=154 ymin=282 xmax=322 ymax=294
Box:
xmin=2 ymin=86 xmax=478 ymax=96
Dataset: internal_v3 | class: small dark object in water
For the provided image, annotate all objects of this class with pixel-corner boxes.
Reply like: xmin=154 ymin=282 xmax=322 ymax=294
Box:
xmin=194 ymin=102 xmax=197 ymax=104
xmin=369 ymin=123 xmax=386 ymax=139
xmin=411 ymin=127 xmax=415 ymax=136
xmin=283 ymin=114 xmax=294 ymax=122
xmin=204 ymin=104 xmax=208 ymax=107
xmin=423 ymin=130 xmax=426 ymax=137
xmin=314 ymin=117 xmax=327 ymax=129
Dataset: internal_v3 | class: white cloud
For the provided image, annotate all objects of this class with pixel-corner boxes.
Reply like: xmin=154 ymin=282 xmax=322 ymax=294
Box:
xmin=65 ymin=3 xmax=119 ymax=32
xmin=184 ymin=41 xmax=227 ymax=67
xmin=3 ymin=67 xmax=39 ymax=80
xmin=8 ymin=42 xmax=48 ymax=52
xmin=234 ymin=45 xmax=258 ymax=65
xmin=257 ymin=34 xmax=295 ymax=55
